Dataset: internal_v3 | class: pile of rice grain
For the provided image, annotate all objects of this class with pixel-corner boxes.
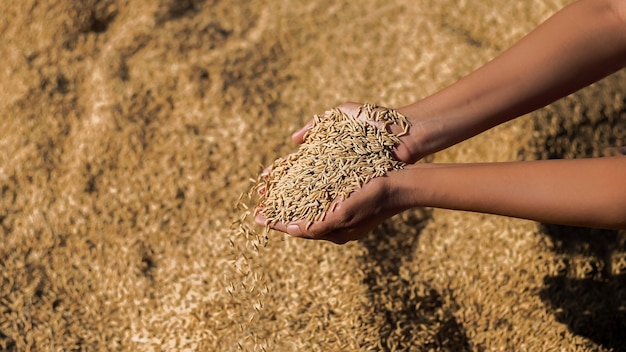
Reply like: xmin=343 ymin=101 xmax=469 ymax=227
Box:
xmin=256 ymin=103 xmax=410 ymax=228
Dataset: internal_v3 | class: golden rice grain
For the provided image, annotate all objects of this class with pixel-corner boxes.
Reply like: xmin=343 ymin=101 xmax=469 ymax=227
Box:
xmin=255 ymin=103 xmax=410 ymax=226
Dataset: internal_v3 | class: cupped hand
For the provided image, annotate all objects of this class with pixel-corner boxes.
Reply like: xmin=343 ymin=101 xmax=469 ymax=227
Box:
xmin=255 ymin=170 xmax=408 ymax=244
xmin=255 ymin=102 xmax=423 ymax=244
xmin=291 ymin=102 xmax=422 ymax=163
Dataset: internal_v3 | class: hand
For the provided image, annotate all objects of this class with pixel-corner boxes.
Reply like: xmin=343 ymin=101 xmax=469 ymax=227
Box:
xmin=255 ymin=170 xmax=409 ymax=244
xmin=291 ymin=102 xmax=424 ymax=163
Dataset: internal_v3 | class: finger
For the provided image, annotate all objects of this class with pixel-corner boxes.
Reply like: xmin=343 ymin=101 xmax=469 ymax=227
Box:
xmin=260 ymin=166 xmax=272 ymax=177
xmin=291 ymin=120 xmax=314 ymax=144
xmin=286 ymin=220 xmax=315 ymax=238
xmin=278 ymin=219 xmax=329 ymax=239
xmin=256 ymin=184 xmax=266 ymax=196
xmin=293 ymin=205 xmax=345 ymax=239
xmin=254 ymin=212 xmax=267 ymax=226
xmin=336 ymin=102 xmax=362 ymax=115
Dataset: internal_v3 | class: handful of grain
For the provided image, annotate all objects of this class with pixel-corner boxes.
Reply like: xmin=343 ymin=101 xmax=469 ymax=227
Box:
xmin=256 ymin=103 xmax=410 ymax=228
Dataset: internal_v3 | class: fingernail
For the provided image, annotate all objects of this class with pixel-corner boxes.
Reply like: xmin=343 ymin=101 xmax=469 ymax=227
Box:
xmin=287 ymin=224 xmax=302 ymax=236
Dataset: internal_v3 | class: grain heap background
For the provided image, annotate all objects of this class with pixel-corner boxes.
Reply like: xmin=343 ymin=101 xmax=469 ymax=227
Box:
xmin=1 ymin=0 xmax=625 ymax=351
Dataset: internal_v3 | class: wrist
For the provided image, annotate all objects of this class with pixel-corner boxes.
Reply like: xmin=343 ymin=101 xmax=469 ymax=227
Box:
xmin=396 ymin=94 xmax=481 ymax=162
xmin=385 ymin=166 xmax=426 ymax=212
xmin=395 ymin=106 xmax=440 ymax=163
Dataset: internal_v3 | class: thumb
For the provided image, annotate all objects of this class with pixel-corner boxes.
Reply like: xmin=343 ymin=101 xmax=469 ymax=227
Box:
xmin=287 ymin=223 xmax=304 ymax=237
xmin=291 ymin=120 xmax=314 ymax=144
xmin=287 ymin=218 xmax=332 ymax=239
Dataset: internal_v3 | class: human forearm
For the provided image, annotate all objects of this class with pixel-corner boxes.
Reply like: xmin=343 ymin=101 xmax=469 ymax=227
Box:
xmin=391 ymin=157 xmax=626 ymax=229
xmin=397 ymin=0 xmax=626 ymax=161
